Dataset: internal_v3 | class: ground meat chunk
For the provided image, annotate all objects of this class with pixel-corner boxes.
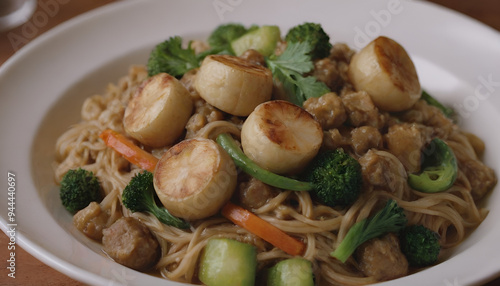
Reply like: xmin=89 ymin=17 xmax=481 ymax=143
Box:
xmin=461 ymin=160 xmax=497 ymax=200
xmin=350 ymin=126 xmax=383 ymax=156
xmin=322 ymin=128 xmax=351 ymax=151
xmin=341 ymin=90 xmax=385 ymax=128
xmin=102 ymin=217 xmax=159 ymax=271
xmin=237 ymin=176 xmax=278 ymax=209
xmin=240 ymin=49 xmax=266 ymax=66
xmin=313 ymin=58 xmax=342 ymax=92
xmin=185 ymin=99 xmax=224 ymax=138
xmin=358 ymin=150 xmax=407 ymax=197
xmin=303 ymin=92 xmax=346 ymax=129
xmin=399 ymin=100 xmax=455 ymax=139
xmin=73 ymin=202 xmax=110 ymax=241
xmin=446 ymin=136 xmax=497 ymax=200
xmin=329 ymin=43 xmax=355 ymax=63
xmin=384 ymin=123 xmax=432 ymax=173
xmin=356 ymin=233 xmax=408 ymax=281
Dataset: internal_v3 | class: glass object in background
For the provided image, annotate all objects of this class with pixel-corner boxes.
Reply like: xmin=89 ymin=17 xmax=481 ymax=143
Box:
xmin=0 ymin=0 xmax=37 ymax=32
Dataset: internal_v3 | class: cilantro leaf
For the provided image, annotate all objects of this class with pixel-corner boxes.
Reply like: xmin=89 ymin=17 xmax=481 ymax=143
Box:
xmin=296 ymin=75 xmax=331 ymax=101
xmin=147 ymin=36 xmax=201 ymax=78
xmin=267 ymin=41 xmax=313 ymax=73
xmin=266 ymin=41 xmax=330 ymax=105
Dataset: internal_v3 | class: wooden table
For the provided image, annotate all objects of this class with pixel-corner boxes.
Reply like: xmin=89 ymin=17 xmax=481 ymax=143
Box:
xmin=1 ymin=0 xmax=499 ymax=285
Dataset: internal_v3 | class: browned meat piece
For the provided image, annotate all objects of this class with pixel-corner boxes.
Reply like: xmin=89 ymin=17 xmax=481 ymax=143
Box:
xmin=461 ymin=159 xmax=497 ymax=200
xmin=350 ymin=126 xmax=383 ymax=156
xmin=240 ymin=49 xmax=266 ymax=66
xmin=102 ymin=217 xmax=160 ymax=271
xmin=399 ymin=100 xmax=455 ymax=139
xmin=329 ymin=43 xmax=355 ymax=63
xmin=185 ymin=99 xmax=224 ymax=138
xmin=237 ymin=176 xmax=278 ymax=209
xmin=356 ymin=233 xmax=408 ymax=281
xmin=384 ymin=123 xmax=432 ymax=173
xmin=313 ymin=58 xmax=342 ymax=91
xmin=303 ymin=92 xmax=346 ymax=130
xmin=341 ymin=90 xmax=386 ymax=128
xmin=73 ymin=202 xmax=110 ymax=241
xmin=447 ymin=134 xmax=497 ymax=200
xmin=322 ymin=128 xmax=351 ymax=151
xmin=358 ymin=150 xmax=407 ymax=197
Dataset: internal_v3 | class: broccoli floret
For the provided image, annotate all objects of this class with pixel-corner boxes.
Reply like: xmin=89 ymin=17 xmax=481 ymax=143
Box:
xmin=122 ymin=171 xmax=190 ymax=229
xmin=408 ymin=138 xmax=458 ymax=193
xmin=60 ymin=168 xmax=101 ymax=213
xmin=331 ymin=200 xmax=408 ymax=263
xmin=216 ymin=134 xmax=361 ymax=208
xmin=147 ymin=36 xmax=201 ymax=78
xmin=301 ymin=149 xmax=363 ymax=208
xmin=399 ymin=224 xmax=440 ymax=267
xmin=207 ymin=23 xmax=251 ymax=55
xmin=285 ymin=22 xmax=332 ymax=59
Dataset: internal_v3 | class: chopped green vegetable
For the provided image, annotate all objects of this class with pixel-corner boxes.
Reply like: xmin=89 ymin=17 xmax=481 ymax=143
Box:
xmin=331 ymin=200 xmax=407 ymax=263
xmin=266 ymin=41 xmax=330 ymax=105
xmin=207 ymin=23 xmax=250 ymax=55
xmin=216 ymin=133 xmax=312 ymax=191
xmin=147 ymin=36 xmax=201 ymax=78
xmin=399 ymin=224 xmax=441 ymax=267
xmin=285 ymin=22 xmax=332 ymax=59
xmin=60 ymin=168 xmax=102 ymax=213
xmin=122 ymin=171 xmax=189 ymax=229
xmin=408 ymin=138 xmax=458 ymax=193
xmin=267 ymin=258 xmax=314 ymax=286
xmin=216 ymin=134 xmax=361 ymax=208
xmin=231 ymin=25 xmax=281 ymax=56
xmin=421 ymin=90 xmax=455 ymax=119
xmin=199 ymin=238 xmax=257 ymax=286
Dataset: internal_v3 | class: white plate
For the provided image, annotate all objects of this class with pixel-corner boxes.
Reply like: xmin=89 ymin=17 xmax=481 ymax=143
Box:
xmin=1 ymin=0 xmax=499 ymax=285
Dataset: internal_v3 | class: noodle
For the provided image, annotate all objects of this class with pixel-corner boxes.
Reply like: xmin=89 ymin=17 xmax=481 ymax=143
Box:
xmin=53 ymin=50 xmax=496 ymax=285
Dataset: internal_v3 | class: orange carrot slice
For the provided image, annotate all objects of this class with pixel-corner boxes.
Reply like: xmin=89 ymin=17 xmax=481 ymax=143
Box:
xmin=221 ymin=201 xmax=305 ymax=256
xmin=99 ymin=129 xmax=158 ymax=173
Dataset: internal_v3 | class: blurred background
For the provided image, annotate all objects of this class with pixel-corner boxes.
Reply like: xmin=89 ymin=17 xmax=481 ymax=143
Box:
xmin=0 ymin=0 xmax=499 ymax=285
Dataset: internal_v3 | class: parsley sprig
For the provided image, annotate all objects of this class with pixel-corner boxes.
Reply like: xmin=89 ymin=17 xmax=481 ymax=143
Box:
xmin=147 ymin=25 xmax=249 ymax=78
xmin=266 ymin=41 xmax=330 ymax=106
xmin=147 ymin=36 xmax=201 ymax=78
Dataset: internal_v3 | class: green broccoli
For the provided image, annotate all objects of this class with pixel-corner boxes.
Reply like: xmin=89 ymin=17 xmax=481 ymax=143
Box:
xmin=216 ymin=133 xmax=362 ymax=208
xmin=331 ymin=200 xmax=408 ymax=263
xmin=122 ymin=171 xmax=190 ymax=229
xmin=301 ymin=149 xmax=362 ymax=208
xmin=147 ymin=36 xmax=201 ymax=78
xmin=408 ymin=138 xmax=458 ymax=193
xmin=399 ymin=224 xmax=440 ymax=267
xmin=285 ymin=22 xmax=332 ymax=59
xmin=60 ymin=168 xmax=102 ymax=213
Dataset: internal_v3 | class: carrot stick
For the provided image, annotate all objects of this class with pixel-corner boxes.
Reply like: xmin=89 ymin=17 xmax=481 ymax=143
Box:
xmin=99 ymin=129 xmax=158 ymax=173
xmin=221 ymin=201 xmax=306 ymax=256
